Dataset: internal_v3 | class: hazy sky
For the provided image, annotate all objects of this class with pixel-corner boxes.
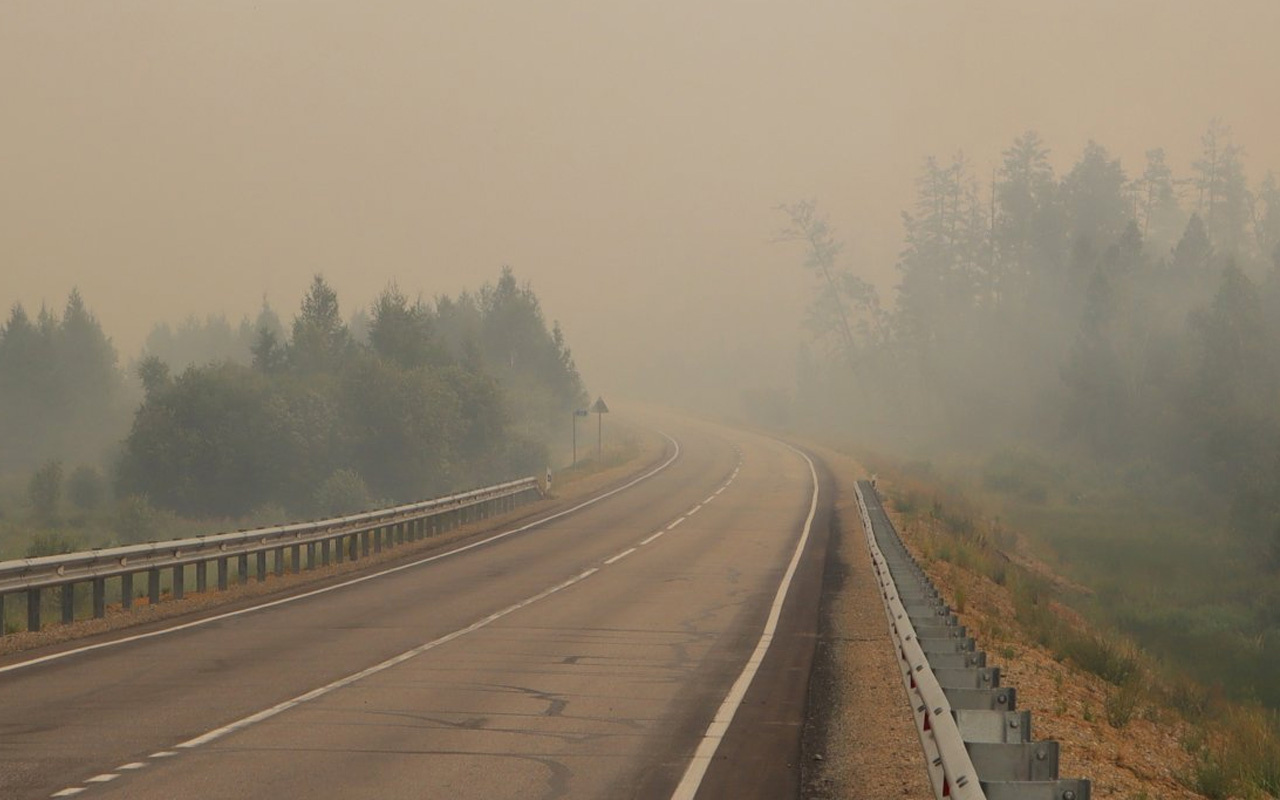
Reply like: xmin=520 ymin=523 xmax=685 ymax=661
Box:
xmin=3 ymin=1 xmax=1278 ymax=398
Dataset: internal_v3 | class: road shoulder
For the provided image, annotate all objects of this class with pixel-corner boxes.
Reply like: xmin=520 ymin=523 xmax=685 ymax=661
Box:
xmin=797 ymin=442 xmax=933 ymax=800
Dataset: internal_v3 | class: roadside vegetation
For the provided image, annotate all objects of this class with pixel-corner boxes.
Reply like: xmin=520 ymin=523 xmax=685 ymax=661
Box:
xmin=869 ymin=457 xmax=1280 ymax=798
xmin=772 ymin=121 xmax=1280 ymax=797
xmin=0 ymin=268 xmax=587 ymax=561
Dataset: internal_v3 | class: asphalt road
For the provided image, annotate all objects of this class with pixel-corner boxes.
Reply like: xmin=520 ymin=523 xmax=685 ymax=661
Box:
xmin=0 ymin=414 xmax=831 ymax=799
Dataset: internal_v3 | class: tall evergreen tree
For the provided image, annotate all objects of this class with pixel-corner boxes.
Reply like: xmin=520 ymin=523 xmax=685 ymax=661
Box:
xmin=290 ymin=275 xmax=350 ymax=373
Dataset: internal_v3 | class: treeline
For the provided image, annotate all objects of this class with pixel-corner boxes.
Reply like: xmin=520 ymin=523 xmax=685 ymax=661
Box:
xmin=140 ymin=304 xmax=284 ymax=371
xmin=795 ymin=121 xmax=1280 ymax=548
xmin=118 ymin=268 xmax=585 ymax=518
xmin=0 ymin=291 xmax=130 ymax=473
xmin=1 ymin=268 xmax=585 ymax=534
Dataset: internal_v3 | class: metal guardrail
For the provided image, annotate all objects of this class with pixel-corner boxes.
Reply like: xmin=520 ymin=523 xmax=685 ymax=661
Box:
xmin=855 ymin=480 xmax=1090 ymax=800
xmin=0 ymin=477 xmax=543 ymax=635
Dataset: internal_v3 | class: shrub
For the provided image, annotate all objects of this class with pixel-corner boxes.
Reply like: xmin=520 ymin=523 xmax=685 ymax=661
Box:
xmin=315 ymin=469 xmax=373 ymax=517
xmin=24 ymin=530 xmax=82 ymax=557
xmin=28 ymin=461 xmax=64 ymax=521
xmin=1061 ymin=633 xmax=1139 ymax=686
xmin=67 ymin=465 xmax=106 ymax=511
xmin=1105 ymin=681 xmax=1141 ymax=728
xmin=894 ymin=491 xmax=922 ymax=514
xmin=1165 ymin=677 xmax=1212 ymax=721
xmin=115 ymin=494 xmax=160 ymax=543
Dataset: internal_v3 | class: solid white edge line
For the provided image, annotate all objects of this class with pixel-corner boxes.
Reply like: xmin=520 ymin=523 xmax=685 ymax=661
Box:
xmin=1 ymin=433 xmax=682 ymax=676
xmin=176 ymin=567 xmax=601 ymax=749
xmin=669 ymin=442 xmax=819 ymax=800
xmin=603 ymin=548 xmax=637 ymax=565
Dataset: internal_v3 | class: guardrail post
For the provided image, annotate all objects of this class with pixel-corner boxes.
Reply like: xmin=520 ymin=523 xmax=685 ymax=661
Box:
xmin=238 ymin=554 xmax=249 ymax=584
xmin=61 ymin=583 xmax=75 ymax=624
xmin=274 ymin=547 xmax=285 ymax=577
xmin=0 ymin=593 xmax=6 ymax=632
xmin=148 ymin=569 xmax=161 ymax=605
xmin=373 ymin=528 xmax=383 ymax=554
xmin=196 ymin=561 xmax=208 ymax=594
xmin=306 ymin=542 xmax=316 ymax=570
xmin=361 ymin=531 xmax=370 ymax=557
xmin=172 ymin=565 xmax=184 ymax=600
xmin=256 ymin=551 xmax=267 ymax=582
xmin=218 ymin=557 xmax=229 ymax=590
xmin=322 ymin=539 xmax=331 ymax=566
xmin=27 ymin=587 xmax=40 ymax=632
xmin=121 ymin=573 xmax=133 ymax=609
xmin=335 ymin=537 xmax=345 ymax=563
xmin=92 ymin=577 xmax=106 ymax=618
xmin=290 ymin=544 xmax=301 ymax=573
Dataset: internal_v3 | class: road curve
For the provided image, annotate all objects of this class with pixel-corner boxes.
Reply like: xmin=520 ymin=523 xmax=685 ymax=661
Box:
xmin=0 ymin=412 xmax=831 ymax=799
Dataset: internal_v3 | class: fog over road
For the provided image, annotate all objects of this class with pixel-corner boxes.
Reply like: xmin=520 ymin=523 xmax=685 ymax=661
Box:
xmin=0 ymin=414 xmax=831 ymax=799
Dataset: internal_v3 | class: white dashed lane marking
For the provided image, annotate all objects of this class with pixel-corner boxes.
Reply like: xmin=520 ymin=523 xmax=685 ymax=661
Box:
xmin=604 ymin=548 xmax=637 ymax=565
xmin=51 ymin=440 xmax=743 ymax=798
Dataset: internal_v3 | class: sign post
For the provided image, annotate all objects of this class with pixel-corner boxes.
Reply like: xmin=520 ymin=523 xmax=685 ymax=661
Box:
xmin=572 ymin=408 xmax=589 ymax=464
xmin=590 ymin=396 xmax=609 ymax=460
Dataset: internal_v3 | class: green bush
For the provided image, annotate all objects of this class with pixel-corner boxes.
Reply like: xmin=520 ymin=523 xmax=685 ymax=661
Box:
xmin=1105 ymin=681 xmax=1141 ymax=728
xmin=67 ymin=465 xmax=106 ymax=511
xmin=893 ymin=490 xmax=922 ymax=514
xmin=314 ymin=469 xmax=373 ymax=517
xmin=28 ymin=461 xmax=63 ymax=521
xmin=24 ymin=530 xmax=82 ymax=557
xmin=1061 ymin=633 xmax=1139 ymax=686
xmin=114 ymin=495 xmax=160 ymax=543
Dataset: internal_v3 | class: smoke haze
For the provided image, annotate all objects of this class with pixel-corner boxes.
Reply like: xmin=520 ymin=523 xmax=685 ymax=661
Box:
xmin=3 ymin=1 xmax=1279 ymax=400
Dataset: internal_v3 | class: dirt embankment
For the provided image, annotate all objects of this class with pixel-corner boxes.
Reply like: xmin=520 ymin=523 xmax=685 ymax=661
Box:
xmin=799 ymin=436 xmax=1213 ymax=799
xmin=869 ymin=463 xmax=1208 ymax=798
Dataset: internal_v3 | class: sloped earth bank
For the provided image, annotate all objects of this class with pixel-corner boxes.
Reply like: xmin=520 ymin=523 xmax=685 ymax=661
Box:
xmin=803 ymin=437 xmax=1209 ymax=799
xmin=876 ymin=488 xmax=1204 ymax=798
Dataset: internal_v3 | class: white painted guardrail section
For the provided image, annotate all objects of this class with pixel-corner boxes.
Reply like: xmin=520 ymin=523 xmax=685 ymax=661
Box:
xmin=0 ymin=476 xmax=543 ymax=634
xmin=855 ymin=479 xmax=1090 ymax=800
xmin=856 ymin=480 xmax=986 ymax=799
